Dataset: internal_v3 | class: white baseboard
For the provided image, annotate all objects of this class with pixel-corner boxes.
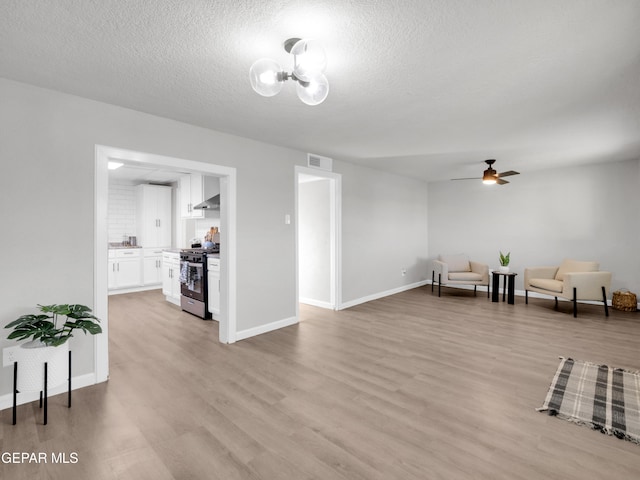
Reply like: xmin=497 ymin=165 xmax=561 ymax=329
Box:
xmin=235 ymin=316 xmax=299 ymax=341
xmin=433 ymin=281 xmax=618 ymax=307
xmin=0 ymin=373 xmax=98 ymax=411
xmin=299 ymin=297 xmax=334 ymax=309
xmin=520 ymin=289 xmax=616 ymax=307
xmin=165 ymin=295 xmax=181 ymax=306
xmin=430 ymin=282 xmax=491 ymax=294
xmin=108 ymin=285 xmax=161 ymax=295
xmin=339 ymin=280 xmax=430 ymax=310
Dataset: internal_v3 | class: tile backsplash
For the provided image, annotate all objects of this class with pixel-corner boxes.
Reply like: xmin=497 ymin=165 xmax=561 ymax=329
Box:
xmin=194 ymin=218 xmax=221 ymax=244
xmin=109 ymin=181 xmax=219 ymax=247
xmin=108 ymin=183 xmax=137 ymax=243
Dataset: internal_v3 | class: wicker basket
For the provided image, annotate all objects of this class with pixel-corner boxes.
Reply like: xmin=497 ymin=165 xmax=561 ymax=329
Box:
xmin=612 ymin=290 xmax=638 ymax=312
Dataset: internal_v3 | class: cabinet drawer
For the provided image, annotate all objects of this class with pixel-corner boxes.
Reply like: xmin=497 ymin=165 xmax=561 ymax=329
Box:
xmin=144 ymin=248 xmax=164 ymax=257
xmin=163 ymin=251 xmax=179 ymax=261
xmin=114 ymin=249 xmax=142 ymax=258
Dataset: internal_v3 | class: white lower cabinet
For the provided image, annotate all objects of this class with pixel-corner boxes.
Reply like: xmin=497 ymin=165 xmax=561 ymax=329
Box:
xmin=162 ymin=251 xmax=181 ymax=305
xmin=108 ymin=249 xmax=142 ymax=290
xmin=143 ymin=248 xmax=164 ymax=286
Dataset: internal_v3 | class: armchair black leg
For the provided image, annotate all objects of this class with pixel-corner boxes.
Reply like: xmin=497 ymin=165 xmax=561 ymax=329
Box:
xmin=487 ymin=284 xmax=490 ymax=298
xmin=554 ymin=297 xmax=559 ymax=310
xmin=573 ymin=287 xmax=577 ymax=318
xmin=431 ymin=271 xmax=434 ymax=293
xmin=602 ymin=286 xmax=609 ymax=317
xmin=474 ymin=285 xmax=477 ymax=296
xmin=438 ymin=273 xmax=441 ymax=297
xmin=525 ymin=290 xmax=528 ymax=304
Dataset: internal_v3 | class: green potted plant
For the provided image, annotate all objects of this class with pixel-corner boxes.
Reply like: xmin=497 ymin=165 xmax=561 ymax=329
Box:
xmin=5 ymin=304 xmax=101 ymax=392
xmin=499 ymin=251 xmax=510 ymax=273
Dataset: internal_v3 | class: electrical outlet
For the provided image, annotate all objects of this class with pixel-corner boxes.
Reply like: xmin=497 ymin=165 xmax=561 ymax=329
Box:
xmin=3 ymin=346 xmax=19 ymax=367
xmin=401 ymin=268 xmax=407 ymax=276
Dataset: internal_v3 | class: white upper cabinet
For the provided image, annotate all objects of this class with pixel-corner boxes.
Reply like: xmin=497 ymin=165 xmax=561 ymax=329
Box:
xmin=136 ymin=184 xmax=172 ymax=248
xmin=179 ymin=174 xmax=219 ymax=219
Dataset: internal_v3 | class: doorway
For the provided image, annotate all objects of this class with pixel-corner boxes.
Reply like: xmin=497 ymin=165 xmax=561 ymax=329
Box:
xmin=295 ymin=166 xmax=341 ymax=315
xmin=95 ymin=145 xmax=237 ymax=383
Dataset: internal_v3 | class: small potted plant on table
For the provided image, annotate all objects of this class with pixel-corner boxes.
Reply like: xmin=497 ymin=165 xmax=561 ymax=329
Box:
xmin=499 ymin=251 xmax=510 ymax=273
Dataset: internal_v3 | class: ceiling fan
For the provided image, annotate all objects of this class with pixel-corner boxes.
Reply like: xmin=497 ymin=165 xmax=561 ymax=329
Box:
xmin=452 ymin=159 xmax=520 ymax=185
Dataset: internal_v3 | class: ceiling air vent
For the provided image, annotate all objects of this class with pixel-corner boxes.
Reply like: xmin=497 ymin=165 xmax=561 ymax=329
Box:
xmin=307 ymin=153 xmax=332 ymax=172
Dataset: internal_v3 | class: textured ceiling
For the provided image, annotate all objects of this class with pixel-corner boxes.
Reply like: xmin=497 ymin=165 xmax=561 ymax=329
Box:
xmin=2 ymin=0 xmax=640 ymax=182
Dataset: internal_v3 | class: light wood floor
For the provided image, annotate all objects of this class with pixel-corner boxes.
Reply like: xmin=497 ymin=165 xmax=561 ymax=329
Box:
xmin=2 ymin=287 xmax=640 ymax=479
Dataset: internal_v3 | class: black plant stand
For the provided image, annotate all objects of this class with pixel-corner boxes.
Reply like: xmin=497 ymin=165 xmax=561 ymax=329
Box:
xmin=12 ymin=350 xmax=72 ymax=425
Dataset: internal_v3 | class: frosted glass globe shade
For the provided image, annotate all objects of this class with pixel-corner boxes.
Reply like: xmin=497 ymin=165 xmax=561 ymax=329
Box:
xmin=296 ymin=74 xmax=329 ymax=106
xmin=291 ymin=39 xmax=327 ymax=82
xmin=249 ymin=58 xmax=283 ymax=97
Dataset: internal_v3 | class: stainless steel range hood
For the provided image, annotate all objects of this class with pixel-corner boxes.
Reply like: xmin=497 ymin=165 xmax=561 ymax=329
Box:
xmin=193 ymin=194 xmax=220 ymax=210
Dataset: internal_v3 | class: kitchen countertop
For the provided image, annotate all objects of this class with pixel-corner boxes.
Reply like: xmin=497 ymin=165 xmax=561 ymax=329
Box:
xmin=108 ymin=243 xmax=141 ymax=249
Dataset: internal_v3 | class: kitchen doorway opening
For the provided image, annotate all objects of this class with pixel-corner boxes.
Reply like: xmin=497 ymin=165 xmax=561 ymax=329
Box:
xmin=95 ymin=145 xmax=237 ymax=384
xmin=295 ymin=166 xmax=342 ymax=315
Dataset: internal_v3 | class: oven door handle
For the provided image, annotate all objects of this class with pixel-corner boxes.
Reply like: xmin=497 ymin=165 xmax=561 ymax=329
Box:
xmin=184 ymin=262 xmax=203 ymax=268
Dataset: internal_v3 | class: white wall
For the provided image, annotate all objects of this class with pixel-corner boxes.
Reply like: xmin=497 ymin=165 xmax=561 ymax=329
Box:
xmin=299 ymin=178 xmax=331 ymax=304
xmin=0 ymin=78 xmax=433 ymax=397
xmin=427 ymin=159 xmax=640 ymax=294
xmin=0 ymin=78 xmax=300 ymax=395
xmin=335 ymin=161 xmax=430 ymax=305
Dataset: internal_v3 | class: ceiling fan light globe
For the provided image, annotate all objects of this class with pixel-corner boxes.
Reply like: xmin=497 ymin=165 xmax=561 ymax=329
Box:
xmin=482 ymin=169 xmax=497 ymax=184
xmin=249 ymin=58 xmax=284 ymax=97
xmin=296 ymin=73 xmax=329 ymax=105
xmin=291 ymin=38 xmax=327 ymax=82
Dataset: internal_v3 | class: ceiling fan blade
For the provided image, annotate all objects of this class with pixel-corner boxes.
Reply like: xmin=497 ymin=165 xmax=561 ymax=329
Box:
xmin=496 ymin=178 xmax=510 ymax=185
xmin=497 ymin=170 xmax=519 ymax=178
xmin=451 ymin=177 xmax=481 ymax=181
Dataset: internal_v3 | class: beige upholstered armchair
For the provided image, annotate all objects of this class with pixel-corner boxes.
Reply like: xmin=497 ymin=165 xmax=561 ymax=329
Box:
xmin=524 ymin=259 xmax=611 ymax=317
xmin=432 ymin=254 xmax=489 ymax=297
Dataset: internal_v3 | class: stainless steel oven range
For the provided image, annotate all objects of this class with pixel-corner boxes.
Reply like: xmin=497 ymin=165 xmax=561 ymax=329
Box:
xmin=179 ymin=247 xmax=218 ymax=319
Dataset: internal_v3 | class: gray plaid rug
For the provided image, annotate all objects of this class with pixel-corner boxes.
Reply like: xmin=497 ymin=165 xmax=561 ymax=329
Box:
xmin=538 ymin=357 xmax=640 ymax=444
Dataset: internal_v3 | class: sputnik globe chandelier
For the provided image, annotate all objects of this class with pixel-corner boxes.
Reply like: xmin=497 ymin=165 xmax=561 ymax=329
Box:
xmin=249 ymin=38 xmax=329 ymax=106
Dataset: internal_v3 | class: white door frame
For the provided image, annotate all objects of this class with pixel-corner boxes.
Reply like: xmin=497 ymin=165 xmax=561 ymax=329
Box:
xmin=295 ymin=166 xmax=342 ymax=314
xmin=94 ymin=145 xmax=237 ymax=383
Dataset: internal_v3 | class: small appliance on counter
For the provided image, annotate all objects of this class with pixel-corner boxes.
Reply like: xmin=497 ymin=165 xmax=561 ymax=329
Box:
xmin=203 ymin=227 xmax=220 ymax=250
xmin=119 ymin=235 xmax=137 ymax=247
